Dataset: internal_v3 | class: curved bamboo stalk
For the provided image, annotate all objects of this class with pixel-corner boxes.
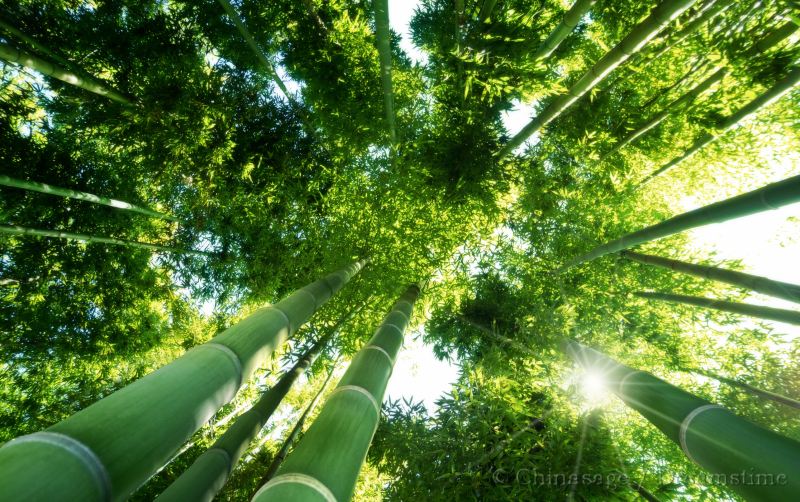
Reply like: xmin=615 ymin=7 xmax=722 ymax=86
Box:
xmin=635 ymin=291 xmax=800 ymax=325
xmin=0 ymin=15 xmax=74 ymax=70
xmin=0 ymin=175 xmax=178 ymax=222
xmin=0 ymin=224 xmax=207 ymax=256
xmin=0 ymin=41 xmax=133 ymax=105
xmin=253 ymin=285 xmax=420 ymax=502
xmin=566 ymin=341 xmax=800 ymax=500
xmin=257 ymin=361 xmax=338 ymax=486
xmin=622 ymin=250 xmax=800 ymax=304
xmin=497 ymin=0 xmax=698 ymax=158
xmin=157 ymin=312 xmax=350 ymax=502
xmin=533 ymin=0 xmax=596 ymax=62
xmin=0 ymin=261 xmax=366 ymax=500
xmin=373 ymin=0 xmax=397 ymax=144
xmin=558 ymin=174 xmax=800 ymax=270
xmin=638 ymin=66 xmax=800 ymax=186
xmin=687 ymin=368 xmax=800 ymax=409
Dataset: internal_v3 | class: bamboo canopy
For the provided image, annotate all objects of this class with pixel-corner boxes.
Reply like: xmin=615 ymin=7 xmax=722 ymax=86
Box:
xmin=635 ymin=291 xmax=800 ymax=326
xmin=157 ymin=311 xmax=351 ymax=502
xmin=497 ymin=0 xmax=698 ymax=158
xmin=253 ymin=285 xmax=420 ymax=502
xmin=0 ymin=175 xmax=178 ymax=222
xmin=0 ymin=261 xmax=366 ymax=501
xmin=0 ymin=41 xmax=133 ymax=105
xmin=373 ymin=0 xmax=397 ymax=143
xmin=532 ymin=0 xmax=596 ymax=61
xmin=622 ymin=250 xmax=800 ymax=304
xmin=566 ymin=341 xmax=800 ymax=500
xmin=559 ymin=174 xmax=800 ymax=270
xmin=0 ymin=224 xmax=207 ymax=256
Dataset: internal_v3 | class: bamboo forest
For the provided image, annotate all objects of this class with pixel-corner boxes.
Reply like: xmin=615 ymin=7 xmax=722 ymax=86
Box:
xmin=2 ymin=0 xmax=800 ymax=500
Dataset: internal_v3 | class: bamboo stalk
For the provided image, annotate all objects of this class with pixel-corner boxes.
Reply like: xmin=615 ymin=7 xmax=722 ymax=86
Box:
xmin=533 ymin=0 xmax=596 ymax=61
xmin=0 ymin=15 xmax=74 ymax=70
xmin=638 ymin=66 xmax=800 ymax=186
xmin=635 ymin=291 xmax=800 ymax=325
xmin=157 ymin=311 xmax=350 ymax=502
xmin=497 ymin=0 xmax=699 ymax=158
xmin=253 ymin=285 xmax=420 ymax=502
xmin=565 ymin=341 xmax=800 ymax=500
xmin=622 ymin=250 xmax=800 ymax=304
xmin=686 ymin=368 xmax=800 ymax=409
xmin=559 ymin=174 xmax=800 ymax=270
xmin=0 ymin=175 xmax=178 ymax=222
xmin=0 ymin=261 xmax=366 ymax=500
xmin=630 ymin=481 xmax=662 ymax=502
xmin=0 ymin=41 xmax=133 ymax=105
xmin=373 ymin=0 xmax=397 ymax=144
xmin=0 ymin=224 xmax=207 ymax=256
xmin=257 ymin=361 xmax=338 ymax=487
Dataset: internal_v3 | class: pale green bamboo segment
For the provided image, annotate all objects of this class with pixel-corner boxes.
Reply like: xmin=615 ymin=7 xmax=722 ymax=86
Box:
xmin=253 ymin=285 xmax=420 ymax=502
xmin=0 ymin=224 xmax=207 ymax=256
xmin=497 ymin=0 xmax=698 ymax=158
xmin=533 ymin=0 xmax=596 ymax=61
xmin=259 ymin=362 xmax=339 ymax=485
xmin=635 ymin=291 xmax=800 ymax=326
xmin=0 ymin=15 xmax=73 ymax=68
xmin=622 ymin=250 xmax=800 ymax=304
xmin=373 ymin=0 xmax=397 ymax=143
xmin=559 ymin=174 xmax=800 ymax=269
xmin=216 ymin=0 xmax=292 ymax=100
xmin=0 ymin=41 xmax=132 ymax=105
xmin=639 ymin=66 xmax=800 ymax=185
xmin=0 ymin=261 xmax=366 ymax=501
xmin=158 ymin=308 xmax=357 ymax=502
xmin=0 ymin=175 xmax=178 ymax=222
xmin=566 ymin=341 xmax=800 ymax=500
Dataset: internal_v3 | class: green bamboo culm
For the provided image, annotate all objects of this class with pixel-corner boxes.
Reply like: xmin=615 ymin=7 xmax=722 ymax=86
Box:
xmin=684 ymin=368 xmax=800 ymax=410
xmin=559 ymin=174 xmax=800 ymax=270
xmin=637 ymin=66 xmax=800 ymax=186
xmin=0 ymin=224 xmax=208 ymax=256
xmin=258 ymin=360 xmax=339 ymax=487
xmin=635 ymin=291 xmax=800 ymax=326
xmin=533 ymin=0 xmax=596 ymax=61
xmin=253 ymin=284 xmax=420 ymax=502
xmin=0 ymin=175 xmax=178 ymax=222
xmin=373 ymin=0 xmax=397 ymax=144
xmin=0 ymin=41 xmax=133 ymax=105
xmin=0 ymin=260 xmax=366 ymax=501
xmin=0 ymin=15 xmax=74 ymax=69
xmin=157 ymin=308 xmax=358 ymax=502
xmin=622 ymin=250 xmax=800 ymax=304
xmin=565 ymin=341 xmax=800 ymax=500
xmin=496 ymin=0 xmax=698 ymax=158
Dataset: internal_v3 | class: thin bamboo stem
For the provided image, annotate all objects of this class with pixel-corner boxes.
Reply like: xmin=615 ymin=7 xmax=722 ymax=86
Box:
xmin=533 ymin=0 xmax=596 ymax=61
xmin=373 ymin=0 xmax=397 ymax=144
xmin=635 ymin=291 xmax=800 ymax=325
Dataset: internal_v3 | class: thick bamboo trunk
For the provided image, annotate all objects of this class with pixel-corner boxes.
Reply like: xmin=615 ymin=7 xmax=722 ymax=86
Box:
xmin=373 ymin=0 xmax=397 ymax=143
xmin=258 ymin=361 xmax=338 ymax=486
xmin=533 ymin=0 xmax=596 ymax=61
xmin=687 ymin=369 xmax=800 ymax=409
xmin=157 ymin=312 xmax=349 ymax=502
xmin=497 ymin=0 xmax=698 ymax=158
xmin=638 ymin=66 xmax=800 ymax=186
xmin=601 ymin=67 xmax=725 ymax=161
xmin=622 ymin=250 xmax=800 ymax=304
xmin=635 ymin=291 xmax=800 ymax=326
xmin=0 ymin=175 xmax=178 ymax=222
xmin=566 ymin=341 xmax=800 ymax=500
xmin=216 ymin=0 xmax=292 ymax=100
xmin=559 ymin=174 xmax=800 ymax=269
xmin=0 ymin=224 xmax=208 ymax=256
xmin=0 ymin=261 xmax=366 ymax=501
xmin=253 ymin=285 xmax=420 ymax=502
xmin=0 ymin=41 xmax=132 ymax=105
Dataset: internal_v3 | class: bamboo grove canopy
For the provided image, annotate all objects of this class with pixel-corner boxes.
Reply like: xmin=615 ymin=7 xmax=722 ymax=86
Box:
xmin=1 ymin=0 xmax=799 ymax=501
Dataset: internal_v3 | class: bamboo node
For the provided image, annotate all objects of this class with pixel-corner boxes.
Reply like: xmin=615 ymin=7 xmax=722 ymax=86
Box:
xmin=204 ymin=343 xmax=244 ymax=390
xmin=617 ymin=370 xmax=646 ymax=395
xmin=363 ymin=345 xmax=395 ymax=367
xmin=679 ymin=404 xmax=725 ymax=464
xmin=254 ymin=473 xmax=337 ymax=502
xmin=329 ymin=385 xmax=380 ymax=419
xmin=4 ymin=432 xmax=111 ymax=501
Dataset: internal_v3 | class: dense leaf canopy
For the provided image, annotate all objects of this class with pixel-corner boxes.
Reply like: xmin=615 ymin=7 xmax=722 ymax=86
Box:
xmin=1 ymin=0 xmax=798 ymax=500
